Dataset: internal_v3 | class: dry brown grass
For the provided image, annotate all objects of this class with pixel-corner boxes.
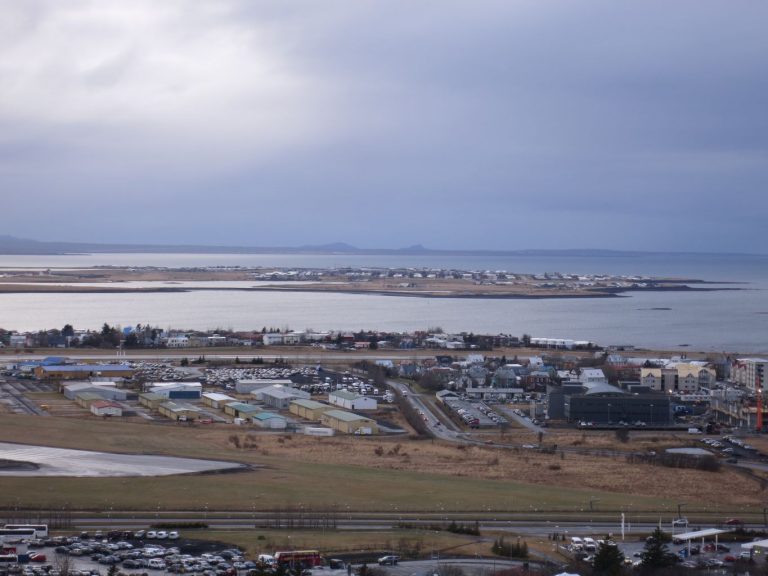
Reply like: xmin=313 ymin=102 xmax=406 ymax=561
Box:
xmin=0 ymin=415 xmax=761 ymax=509
xmin=190 ymin=528 xmax=490 ymax=559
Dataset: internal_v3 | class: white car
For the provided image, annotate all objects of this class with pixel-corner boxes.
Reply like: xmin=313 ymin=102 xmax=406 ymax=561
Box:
xmin=672 ymin=518 xmax=689 ymax=527
xmin=156 ymin=531 xmax=168 ymax=539
xmin=168 ymin=531 xmax=179 ymax=540
xmin=146 ymin=531 xmax=157 ymax=539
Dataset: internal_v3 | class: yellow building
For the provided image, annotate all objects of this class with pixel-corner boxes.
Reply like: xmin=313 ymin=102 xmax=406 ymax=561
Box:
xmin=139 ymin=392 xmax=166 ymax=410
xmin=320 ymin=409 xmax=378 ymax=435
xmin=223 ymin=402 xmax=261 ymax=419
xmin=158 ymin=401 xmax=202 ymax=421
xmin=289 ymin=399 xmax=333 ymax=421
xmin=75 ymin=392 xmax=103 ymax=409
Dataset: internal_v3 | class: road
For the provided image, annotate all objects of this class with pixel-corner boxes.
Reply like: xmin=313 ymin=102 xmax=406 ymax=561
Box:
xmin=386 ymin=379 xmax=465 ymax=443
xmin=496 ymin=405 xmax=545 ymax=435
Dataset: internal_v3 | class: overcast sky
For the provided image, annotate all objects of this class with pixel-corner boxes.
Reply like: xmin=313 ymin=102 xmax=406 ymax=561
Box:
xmin=1 ymin=1 xmax=767 ymax=252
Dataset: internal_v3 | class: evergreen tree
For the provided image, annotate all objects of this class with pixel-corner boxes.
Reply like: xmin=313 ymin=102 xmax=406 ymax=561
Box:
xmin=640 ymin=528 xmax=677 ymax=572
xmin=593 ymin=542 xmax=625 ymax=576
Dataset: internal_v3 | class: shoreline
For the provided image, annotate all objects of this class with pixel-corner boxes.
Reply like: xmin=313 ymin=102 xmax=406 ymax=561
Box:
xmin=0 ymin=283 xmax=744 ymax=299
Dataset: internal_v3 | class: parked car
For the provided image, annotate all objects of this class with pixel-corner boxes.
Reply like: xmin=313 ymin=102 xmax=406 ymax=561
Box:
xmin=378 ymin=556 xmax=400 ymax=565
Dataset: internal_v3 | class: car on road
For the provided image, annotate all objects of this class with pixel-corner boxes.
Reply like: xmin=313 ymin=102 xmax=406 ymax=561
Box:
xmin=672 ymin=518 xmax=689 ymax=527
xmin=724 ymin=518 xmax=743 ymax=526
xmin=378 ymin=555 xmax=400 ymax=565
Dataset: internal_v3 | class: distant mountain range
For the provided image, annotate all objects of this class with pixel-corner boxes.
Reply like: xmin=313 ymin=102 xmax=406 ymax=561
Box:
xmin=0 ymin=235 xmax=763 ymax=258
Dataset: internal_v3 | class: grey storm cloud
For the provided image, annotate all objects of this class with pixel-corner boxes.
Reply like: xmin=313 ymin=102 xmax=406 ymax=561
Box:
xmin=1 ymin=0 xmax=767 ymax=252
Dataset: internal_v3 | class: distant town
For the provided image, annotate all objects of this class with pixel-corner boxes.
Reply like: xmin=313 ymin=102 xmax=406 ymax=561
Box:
xmin=0 ymin=264 xmax=732 ymax=299
xmin=1 ymin=322 xmax=765 ymax=433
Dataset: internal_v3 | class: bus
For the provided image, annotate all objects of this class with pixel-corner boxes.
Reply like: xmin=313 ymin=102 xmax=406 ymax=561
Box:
xmin=273 ymin=550 xmax=323 ymax=568
xmin=3 ymin=525 xmax=48 ymax=538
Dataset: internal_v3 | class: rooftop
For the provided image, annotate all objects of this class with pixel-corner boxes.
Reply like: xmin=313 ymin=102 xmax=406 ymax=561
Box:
xmin=323 ymin=409 xmax=372 ymax=423
xmin=291 ymin=399 xmax=330 ymax=409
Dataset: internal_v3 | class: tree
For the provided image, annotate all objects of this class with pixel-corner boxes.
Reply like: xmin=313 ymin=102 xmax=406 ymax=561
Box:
xmin=62 ymin=324 xmax=74 ymax=338
xmin=640 ymin=528 xmax=677 ymax=572
xmin=593 ymin=542 xmax=625 ymax=576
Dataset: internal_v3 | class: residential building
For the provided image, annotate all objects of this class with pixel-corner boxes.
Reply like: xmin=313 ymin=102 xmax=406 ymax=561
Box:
xmin=732 ymin=358 xmax=768 ymax=391
xmin=579 ymin=368 xmax=608 ymax=385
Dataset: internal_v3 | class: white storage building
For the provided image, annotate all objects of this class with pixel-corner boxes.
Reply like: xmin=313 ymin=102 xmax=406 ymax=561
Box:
xmin=63 ymin=381 xmax=128 ymax=401
xmin=148 ymin=382 xmax=202 ymax=399
xmin=252 ymin=412 xmax=288 ymax=429
xmin=328 ymin=390 xmax=377 ymax=411
xmin=253 ymin=385 xmax=310 ymax=410
xmin=236 ymin=378 xmax=293 ymax=394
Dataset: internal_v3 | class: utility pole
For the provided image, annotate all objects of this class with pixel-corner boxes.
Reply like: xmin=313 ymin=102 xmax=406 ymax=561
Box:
xmin=757 ymin=365 xmax=764 ymax=432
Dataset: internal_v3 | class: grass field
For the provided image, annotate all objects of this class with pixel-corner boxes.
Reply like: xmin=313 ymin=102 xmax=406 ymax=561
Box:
xmin=184 ymin=528 xmax=492 ymax=558
xmin=0 ymin=415 xmax=762 ymax=514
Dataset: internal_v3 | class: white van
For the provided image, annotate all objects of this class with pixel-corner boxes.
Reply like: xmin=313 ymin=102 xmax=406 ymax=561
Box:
xmin=258 ymin=554 xmax=275 ymax=567
xmin=570 ymin=537 xmax=583 ymax=550
xmin=583 ymin=538 xmax=597 ymax=552
xmin=148 ymin=558 xmax=166 ymax=570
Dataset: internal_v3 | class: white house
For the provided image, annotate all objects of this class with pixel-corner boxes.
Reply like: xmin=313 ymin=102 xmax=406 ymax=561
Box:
xmin=579 ymin=368 xmax=608 ymax=385
xmin=262 ymin=333 xmax=284 ymax=346
xmin=165 ymin=335 xmax=190 ymax=348
xmin=9 ymin=334 xmax=28 ymax=347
